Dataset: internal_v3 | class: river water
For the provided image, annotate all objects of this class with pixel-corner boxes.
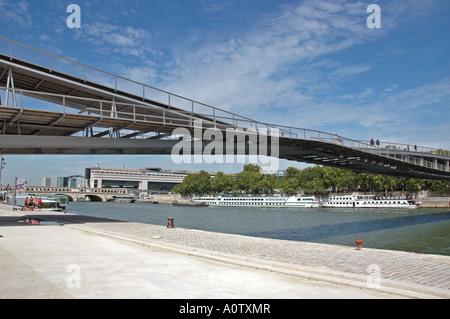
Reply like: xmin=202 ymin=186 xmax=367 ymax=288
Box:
xmin=67 ymin=202 xmax=450 ymax=256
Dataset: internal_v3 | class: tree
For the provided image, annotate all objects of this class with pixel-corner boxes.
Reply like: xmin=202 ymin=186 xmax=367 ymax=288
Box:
xmin=173 ymin=170 xmax=211 ymax=195
xmin=172 ymin=179 xmax=191 ymax=196
xmin=234 ymin=170 xmax=263 ymax=194
xmin=211 ymin=172 xmax=233 ymax=194
xmin=297 ymin=166 xmax=328 ymax=195
xmin=258 ymin=174 xmax=277 ymax=194
xmin=285 ymin=167 xmax=301 ymax=179
xmin=302 ymin=178 xmax=327 ymax=195
xmin=428 ymin=180 xmax=450 ymax=193
xmin=322 ymin=166 xmax=339 ymax=193
xmin=298 ymin=166 xmax=323 ymax=185
xmin=195 ymin=170 xmax=212 ymax=194
xmin=405 ymin=179 xmax=424 ymax=193
xmin=173 ymin=164 xmax=450 ymax=197
xmin=242 ymin=164 xmax=262 ymax=173
xmin=283 ymin=177 xmax=300 ymax=195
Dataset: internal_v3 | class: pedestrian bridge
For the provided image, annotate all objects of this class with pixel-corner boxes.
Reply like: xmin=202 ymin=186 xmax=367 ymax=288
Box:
xmin=0 ymin=37 xmax=449 ymax=181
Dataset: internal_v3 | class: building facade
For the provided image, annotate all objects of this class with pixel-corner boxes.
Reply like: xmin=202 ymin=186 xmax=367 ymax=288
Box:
xmin=57 ymin=176 xmax=69 ymax=187
xmin=42 ymin=177 xmax=51 ymax=187
xmin=85 ymin=167 xmax=191 ymax=192
xmin=69 ymin=175 xmax=86 ymax=188
xmin=57 ymin=175 xmax=86 ymax=188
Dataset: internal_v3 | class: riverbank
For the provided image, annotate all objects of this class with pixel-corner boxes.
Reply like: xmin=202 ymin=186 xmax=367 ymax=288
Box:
xmin=420 ymin=198 xmax=450 ymax=208
xmin=147 ymin=194 xmax=450 ymax=208
xmin=0 ymin=204 xmax=449 ymax=299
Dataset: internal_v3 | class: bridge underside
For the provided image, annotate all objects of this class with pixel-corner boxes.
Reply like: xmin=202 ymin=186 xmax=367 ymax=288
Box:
xmin=1 ymin=50 xmax=450 ymax=181
xmin=1 ymin=134 xmax=449 ymax=181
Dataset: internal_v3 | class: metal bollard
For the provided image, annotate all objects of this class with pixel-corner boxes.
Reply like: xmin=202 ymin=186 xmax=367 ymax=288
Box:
xmin=355 ymin=239 xmax=364 ymax=250
xmin=167 ymin=217 xmax=175 ymax=229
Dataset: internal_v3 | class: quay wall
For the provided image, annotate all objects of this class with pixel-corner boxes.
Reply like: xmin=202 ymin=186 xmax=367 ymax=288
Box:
xmin=419 ymin=199 xmax=450 ymax=208
xmin=150 ymin=194 xmax=191 ymax=204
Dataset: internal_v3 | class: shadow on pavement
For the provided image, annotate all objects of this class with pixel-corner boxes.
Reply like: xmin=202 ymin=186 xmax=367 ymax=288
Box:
xmin=0 ymin=212 xmax=123 ymax=226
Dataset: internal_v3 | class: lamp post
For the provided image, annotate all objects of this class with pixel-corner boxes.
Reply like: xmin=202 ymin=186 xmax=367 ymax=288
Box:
xmin=0 ymin=156 xmax=6 ymax=186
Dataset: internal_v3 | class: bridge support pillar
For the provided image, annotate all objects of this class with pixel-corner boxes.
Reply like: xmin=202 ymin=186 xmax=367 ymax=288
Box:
xmin=139 ymin=181 xmax=148 ymax=190
xmin=94 ymin=179 xmax=102 ymax=188
xmin=5 ymin=67 xmax=17 ymax=108
xmin=446 ymin=161 xmax=449 ymax=172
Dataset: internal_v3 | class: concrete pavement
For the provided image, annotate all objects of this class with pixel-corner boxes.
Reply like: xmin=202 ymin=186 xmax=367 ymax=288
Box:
xmin=0 ymin=205 xmax=449 ymax=299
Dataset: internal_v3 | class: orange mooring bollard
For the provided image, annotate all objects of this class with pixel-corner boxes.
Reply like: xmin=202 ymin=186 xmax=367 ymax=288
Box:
xmin=355 ymin=239 xmax=364 ymax=250
xmin=167 ymin=217 xmax=175 ymax=229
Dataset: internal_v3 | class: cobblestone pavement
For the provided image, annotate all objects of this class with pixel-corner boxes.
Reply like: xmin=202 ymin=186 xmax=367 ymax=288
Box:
xmin=1 ymin=209 xmax=449 ymax=298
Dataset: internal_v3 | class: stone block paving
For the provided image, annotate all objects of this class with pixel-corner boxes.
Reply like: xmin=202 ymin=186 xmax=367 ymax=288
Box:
xmin=60 ymin=215 xmax=450 ymax=297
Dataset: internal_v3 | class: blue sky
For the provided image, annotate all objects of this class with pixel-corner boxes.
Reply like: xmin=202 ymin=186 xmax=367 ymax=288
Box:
xmin=0 ymin=0 xmax=449 ymax=185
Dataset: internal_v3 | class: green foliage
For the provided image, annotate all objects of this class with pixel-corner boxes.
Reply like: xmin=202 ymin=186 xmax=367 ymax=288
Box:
xmin=173 ymin=164 xmax=450 ymax=196
xmin=210 ymin=172 xmax=233 ymax=194
xmin=282 ymin=166 xmax=449 ymax=196
xmin=234 ymin=165 xmax=277 ymax=194
xmin=283 ymin=177 xmax=300 ymax=195
xmin=426 ymin=180 xmax=450 ymax=193
xmin=172 ymin=170 xmax=211 ymax=196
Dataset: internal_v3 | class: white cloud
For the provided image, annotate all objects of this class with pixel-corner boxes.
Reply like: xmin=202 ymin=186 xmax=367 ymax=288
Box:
xmin=385 ymin=78 xmax=450 ymax=111
xmin=331 ymin=64 xmax=373 ymax=78
xmin=0 ymin=0 xmax=32 ymax=28
xmin=157 ymin=1 xmax=375 ymax=111
xmin=75 ymin=22 xmax=156 ymax=57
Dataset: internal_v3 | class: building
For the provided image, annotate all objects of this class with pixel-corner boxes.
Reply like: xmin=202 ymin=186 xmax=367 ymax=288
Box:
xmin=57 ymin=176 xmax=69 ymax=187
xmin=69 ymin=175 xmax=86 ymax=188
xmin=276 ymin=170 xmax=286 ymax=178
xmin=85 ymin=167 xmax=192 ymax=192
xmin=42 ymin=177 xmax=51 ymax=187
xmin=57 ymin=175 xmax=86 ymax=188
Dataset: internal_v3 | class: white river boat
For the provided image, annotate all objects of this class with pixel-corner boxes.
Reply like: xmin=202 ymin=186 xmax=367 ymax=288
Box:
xmin=322 ymin=195 xmax=418 ymax=209
xmin=193 ymin=194 xmax=320 ymax=208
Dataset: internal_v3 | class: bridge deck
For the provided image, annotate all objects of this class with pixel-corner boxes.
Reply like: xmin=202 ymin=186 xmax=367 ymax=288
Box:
xmin=0 ymin=106 xmax=210 ymax=137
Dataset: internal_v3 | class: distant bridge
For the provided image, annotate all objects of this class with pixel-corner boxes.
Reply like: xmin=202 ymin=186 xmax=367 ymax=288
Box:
xmin=0 ymin=37 xmax=449 ymax=181
xmin=1 ymin=186 xmax=131 ymax=202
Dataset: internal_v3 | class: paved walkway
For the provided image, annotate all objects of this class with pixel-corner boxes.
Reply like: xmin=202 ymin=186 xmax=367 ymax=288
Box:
xmin=1 ymin=207 xmax=449 ymax=298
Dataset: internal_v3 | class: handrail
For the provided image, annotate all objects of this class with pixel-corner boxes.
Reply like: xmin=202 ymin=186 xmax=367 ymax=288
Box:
xmin=0 ymin=36 xmax=256 ymax=125
xmin=2 ymin=86 xmax=449 ymax=161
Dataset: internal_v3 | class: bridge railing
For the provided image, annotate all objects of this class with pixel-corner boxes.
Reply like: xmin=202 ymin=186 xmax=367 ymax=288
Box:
xmin=0 ymin=37 xmax=384 ymax=152
xmin=2 ymin=85 xmax=449 ymax=162
xmin=0 ymin=36 xmax=258 ymax=133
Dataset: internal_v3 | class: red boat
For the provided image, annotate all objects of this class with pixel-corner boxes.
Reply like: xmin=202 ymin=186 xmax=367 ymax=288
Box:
xmin=172 ymin=202 xmax=209 ymax=207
